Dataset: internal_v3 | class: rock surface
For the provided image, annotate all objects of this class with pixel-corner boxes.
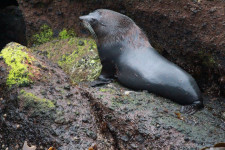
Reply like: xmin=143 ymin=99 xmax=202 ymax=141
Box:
xmin=0 ymin=42 xmax=224 ymax=150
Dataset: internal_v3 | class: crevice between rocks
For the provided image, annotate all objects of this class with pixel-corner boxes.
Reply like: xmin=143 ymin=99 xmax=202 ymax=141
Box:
xmin=80 ymin=88 xmax=154 ymax=149
xmin=81 ymin=89 xmax=121 ymax=150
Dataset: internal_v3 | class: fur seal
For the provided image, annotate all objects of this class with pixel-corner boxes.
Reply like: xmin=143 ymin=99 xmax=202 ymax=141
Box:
xmin=79 ymin=9 xmax=204 ymax=112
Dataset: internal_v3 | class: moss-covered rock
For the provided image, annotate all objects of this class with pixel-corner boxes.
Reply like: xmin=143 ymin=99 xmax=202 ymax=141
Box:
xmin=33 ymin=37 xmax=102 ymax=83
xmin=0 ymin=42 xmax=38 ymax=87
xmin=32 ymin=25 xmax=53 ymax=45
xmin=32 ymin=25 xmax=77 ymax=45
xmin=19 ymin=89 xmax=55 ymax=117
xmin=59 ymin=29 xmax=76 ymax=40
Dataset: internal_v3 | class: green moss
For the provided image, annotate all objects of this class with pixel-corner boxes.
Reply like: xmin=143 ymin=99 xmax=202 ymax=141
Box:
xmin=33 ymin=25 xmax=53 ymax=45
xmin=32 ymin=26 xmax=76 ymax=45
xmin=0 ymin=43 xmax=35 ymax=87
xmin=19 ymin=89 xmax=55 ymax=114
xmin=32 ymin=36 xmax=101 ymax=83
xmin=56 ymin=38 xmax=101 ymax=83
xmin=99 ymin=88 xmax=116 ymax=93
xmin=59 ymin=29 xmax=76 ymax=40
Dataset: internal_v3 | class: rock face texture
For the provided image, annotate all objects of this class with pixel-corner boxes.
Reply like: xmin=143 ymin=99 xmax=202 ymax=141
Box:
xmin=0 ymin=42 xmax=224 ymax=150
xmin=16 ymin=0 xmax=225 ymax=96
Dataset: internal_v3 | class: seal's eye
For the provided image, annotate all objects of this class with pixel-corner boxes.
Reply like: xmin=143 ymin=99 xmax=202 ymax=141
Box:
xmin=91 ymin=18 xmax=97 ymax=24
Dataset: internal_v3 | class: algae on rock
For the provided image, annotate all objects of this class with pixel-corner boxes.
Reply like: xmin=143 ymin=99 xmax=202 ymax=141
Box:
xmin=33 ymin=25 xmax=53 ymax=45
xmin=19 ymin=89 xmax=55 ymax=117
xmin=0 ymin=42 xmax=36 ymax=87
xmin=33 ymin=37 xmax=102 ymax=83
xmin=59 ymin=29 xmax=76 ymax=40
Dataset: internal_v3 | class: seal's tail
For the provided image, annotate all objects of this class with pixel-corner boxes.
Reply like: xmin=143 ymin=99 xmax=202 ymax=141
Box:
xmin=180 ymin=98 xmax=204 ymax=114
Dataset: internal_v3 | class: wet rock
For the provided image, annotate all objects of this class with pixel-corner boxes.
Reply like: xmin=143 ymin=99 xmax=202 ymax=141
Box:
xmin=70 ymin=125 xmax=80 ymax=132
xmin=78 ymin=40 xmax=85 ymax=46
xmin=56 ymin=10 xmax=63 ymax=16
xmin=222 ymin=112 xmax=225 ymax=120
xmin=120 ymin=135 xmax=129 ymax=142
xmin=9 ymin=94 xmax=17 ymax=101
xmin=0 ymin=67 xmax=6 ymax=72
xmin=64 ymin=84 xmax=71 ymax=90
xmin=138 ymin=124 xmax=149 ymax=135
xmin=56 ymin=80 xmax=61 ymax=84
xmin=86 ymin=130 xmax=97 ymax=140
xmin=82 ymin=115 xmax=91 ymax=123
xmin=130 ymin=143 xmax=138 ymax=149
xmin=40 ymin=90 xmax=47 ymax=96
xmin=54 ymin=117 xmax=66 ymax=124
xmin=154 ymin=133 xmax=161 ymax=140
xmin=34 ymin=61 xmax=42 ymax=68
xmin=66 ymin=93 xmax=73 ymax=98
xmin=184 ymin=137 xmax=190 ymax=142
xmin=73 ymin=136 xmax=80 ymax=143
xmin=135 ymin=134 xmax=144 ymax=143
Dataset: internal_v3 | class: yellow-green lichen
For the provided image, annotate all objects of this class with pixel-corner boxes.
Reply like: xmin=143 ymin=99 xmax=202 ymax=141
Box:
xmin=19 ymin=90 xmax=55 ymax=115
xmin=33 ymin=25 xmax=53 ymax=45
xmin=59 ymin=29 xmax=76 ymax=40
xmin=0 ymin=42 xmax=35 ymax=87
xmin=99 ymin=88 xmax=116 ymax=93
xmin=32 ymin=26 xmax=77 ymax=45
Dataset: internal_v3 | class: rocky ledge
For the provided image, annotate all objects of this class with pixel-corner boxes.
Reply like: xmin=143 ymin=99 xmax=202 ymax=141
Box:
xmin=0 ymin=40 xmax=224 ymax=150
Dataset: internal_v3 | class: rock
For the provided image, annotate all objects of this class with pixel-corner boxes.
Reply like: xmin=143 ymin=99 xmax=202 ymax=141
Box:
xmin=184 ymin=137 xmax=190 ymax=142
xmin=0 ymin=67 xmax=6 ymax=72
xmin=66 ymin=93 xmax=73 ymax=98
xmin=120 ymin=135 xmax=129 ymax=142
xmin=86 ymin=130 xmax=97 ymax=140
xmin=154 ymin=134 xmax=161 ymax=140
xmin=55 ymin=116 xmax=69 ymax=125
xmin=222 ymin=112 xmax=225 ymax=120
xmin=64 ymin=84 xmax=71 ymax=90
xmin=130 ymin=143 xmax=138 ymax=149
xmin=78 ymin=40 xmax=85 ymax=46
xmin=135 ymin=135 xmax=144 ymax=143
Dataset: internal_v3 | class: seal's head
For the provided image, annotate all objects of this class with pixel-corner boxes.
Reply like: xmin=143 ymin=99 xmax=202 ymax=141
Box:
xmin=79 ymin=9 xmax=150 ymax=47
xmin=79 ymin=9 xmax=134 ymax=39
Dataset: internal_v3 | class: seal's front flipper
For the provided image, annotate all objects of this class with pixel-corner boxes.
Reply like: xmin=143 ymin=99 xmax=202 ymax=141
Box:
xmin=90 ymin=79 xmax=112 ymax=87
xmin=90 ymin=75 xmax=114 ymax=87
xmin=180 ymin=101 xmax=204 ymax=115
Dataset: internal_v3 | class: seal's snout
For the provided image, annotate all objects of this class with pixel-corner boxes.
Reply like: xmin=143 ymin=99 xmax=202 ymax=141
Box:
xmin=79 ymin=15 xmax=94 ymax=22
xmin=79 ymin=15 xmax=88 ymax=21
xmin=79 ymin=11 xmax=100 ymax=23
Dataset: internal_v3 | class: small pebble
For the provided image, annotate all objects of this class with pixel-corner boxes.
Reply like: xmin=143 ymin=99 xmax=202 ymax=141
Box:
xmin=120 ymin=135 xmax=129 ymax=142
xmin=78 ymin=40 xmax=85 ymax=46
xmin=64 ymin=84 xmax=71 ymax=90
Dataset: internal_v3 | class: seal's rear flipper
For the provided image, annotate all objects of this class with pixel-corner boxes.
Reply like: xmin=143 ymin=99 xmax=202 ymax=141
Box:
xmin=180 ymin=101 xmax=204 ymax=115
